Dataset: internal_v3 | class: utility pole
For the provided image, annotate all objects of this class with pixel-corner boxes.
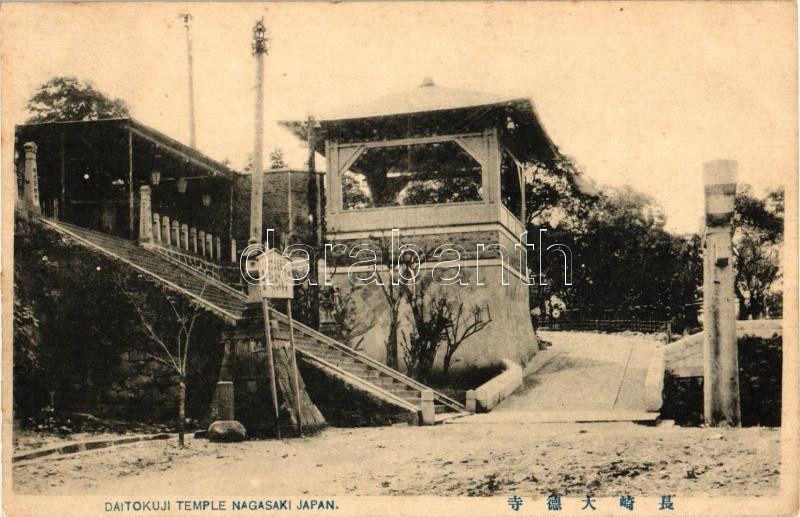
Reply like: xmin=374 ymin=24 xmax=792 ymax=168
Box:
xmin=181 ymin=13 xmax=197 ymax=148
xmin=702 ymin=159 xmax=740 ymax=426
xmin=306 ymin=116 xmax=320 ymax=329
xmin=249 ymin=18 xmax=269 ymax=301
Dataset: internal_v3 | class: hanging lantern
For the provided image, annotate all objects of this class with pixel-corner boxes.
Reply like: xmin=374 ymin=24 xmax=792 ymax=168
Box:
xmin=150 ymin=170 xmax=161 ymax=185
xmin=176 ymin=177 xmax=188 ymax=193
xmin=202 ymin=193 xmax=211 ymax=207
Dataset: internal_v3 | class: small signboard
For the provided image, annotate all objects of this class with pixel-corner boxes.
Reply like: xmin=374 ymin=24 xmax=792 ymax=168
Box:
xmin=258 ymin=249 xmax=294 ymax=299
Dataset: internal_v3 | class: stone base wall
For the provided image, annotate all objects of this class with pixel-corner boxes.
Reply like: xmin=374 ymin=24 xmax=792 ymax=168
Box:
xmin=326 ymin=263 xmax=538 ymax=373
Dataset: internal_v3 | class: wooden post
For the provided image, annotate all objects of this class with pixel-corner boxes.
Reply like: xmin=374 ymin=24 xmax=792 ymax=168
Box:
xmin=261 ymin=302 xmax=281 ymax=439
xmin=60 ymin=131 xmax=66 ymax=220
xmin=702 ymin=160 xmax=740 ymax=427
xmin=182 ymin=13 xmax=197 ymax=149
xmin=249 ymin=19 xmax=268 ymax=302
xmin=139 ymin=186 xmax=153 ymax=244
xmin=215 ymin=381 xmax=235 ymax=421
xmin=216 ymin=236 xmax=222 ymax=263
xmin=286 ymin=300 xmax=303 ymax=435
xmin=128 ymin=129 xmax=135 ymax=238
xmin=199 ymin=230 xmax=206 ymax=256
xmin=153 ymin=213 xmax=161 ymax=243
xmin=231 ymin=239 xmax=237 ymax=263
xmin=306 ymin=116 xmax=321 ymax=330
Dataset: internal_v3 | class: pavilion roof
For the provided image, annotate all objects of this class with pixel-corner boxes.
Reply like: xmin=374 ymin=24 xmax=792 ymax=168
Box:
xmin=280 ymin=78 xmax=560 ymax=163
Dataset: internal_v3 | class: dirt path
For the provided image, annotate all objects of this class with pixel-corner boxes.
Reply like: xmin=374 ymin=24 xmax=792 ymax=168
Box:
xmin=495 ymin=331 xmax=658 ymax=413
xmin=13 ymin=422 xmax=779 ymax=497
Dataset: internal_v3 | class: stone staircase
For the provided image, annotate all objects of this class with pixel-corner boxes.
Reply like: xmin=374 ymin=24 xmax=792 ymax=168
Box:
xmin=40 ymin=218 xmax=469 ymax=423
xmin=269 ymin=311 xmax=467 ymax=421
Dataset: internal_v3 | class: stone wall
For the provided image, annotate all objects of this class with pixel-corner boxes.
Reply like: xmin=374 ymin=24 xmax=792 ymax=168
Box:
xmin=327 ymin=263 xmax=538 ymax=373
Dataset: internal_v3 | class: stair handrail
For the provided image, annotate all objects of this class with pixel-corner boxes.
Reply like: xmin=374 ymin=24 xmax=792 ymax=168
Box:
xmin=296 ymin=349 xmax=419 ymax=413
xmin=151 ymin=243 xmax=223 ymax=274
xmin=150 ymin=246 xmax=249 ymax=300
xmin=271 ymin=311 xmax=467 ymax=413
xmin=41 ymin=220 xmax=243 ymax=323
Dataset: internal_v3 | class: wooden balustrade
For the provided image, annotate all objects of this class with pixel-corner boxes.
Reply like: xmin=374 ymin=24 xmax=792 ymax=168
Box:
xmin=139 ymin=192 xmax=238 ymax=266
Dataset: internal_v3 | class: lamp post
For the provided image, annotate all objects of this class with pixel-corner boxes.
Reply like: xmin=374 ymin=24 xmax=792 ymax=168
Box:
xmin=249 ymin=18 xmax=269 ymax=301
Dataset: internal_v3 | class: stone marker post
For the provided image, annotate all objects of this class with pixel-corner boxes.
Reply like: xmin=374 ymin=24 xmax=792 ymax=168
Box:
xmin=214 ymin=381 xmax=235 ymax=421
xmin=23 ymin=142 xmax=41 ymax=215
xmin=139 ymin=186 xmax=153 ymax=245
xmin=702 ymin=160 xmax=741 ymax=426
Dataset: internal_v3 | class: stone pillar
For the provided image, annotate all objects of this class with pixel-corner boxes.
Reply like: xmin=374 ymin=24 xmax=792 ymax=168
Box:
xmin=216 ymin=236 xmax=222 ymax=262
xmin=213 ymin=381 xmax=235 ymax=421
xmin=162 ymin=216 xmax=171 ymax=246
xmin=152 ymin=213 xmax=161 ymax=243
xmin=171 ymin=221 xmax=180 ymax=247
xmin=23 ymin=142 xmax=41 ymax=215
xmin=138 ymin=186 xmax=153 ymax=245
xmin=465 ymin=389 xmax=477 ymax=413
xmin=199 ymin=231 xmax=206 ymax=256
xmin=181 ymin=224 xmax=189 ymax=250
xmin=702 ymin=160 xmax=740 ymax=427
xmin=230 ymin=239 xmax=237 ymax=263
xmin=206 ymin=233 xmax=214 ymax=260
xmin=420 ymin=390 xmax=435 ymax=425
xmin=191 ymin=227 xmax=198 ymax=254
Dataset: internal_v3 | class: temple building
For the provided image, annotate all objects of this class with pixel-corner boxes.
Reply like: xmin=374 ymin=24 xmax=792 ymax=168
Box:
xmin=281 ymin=78 xmax=561 ymax=370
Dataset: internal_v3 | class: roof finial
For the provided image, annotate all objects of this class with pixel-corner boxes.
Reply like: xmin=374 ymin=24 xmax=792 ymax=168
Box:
xmin=420 ymin=76 xmax=435 ymax=87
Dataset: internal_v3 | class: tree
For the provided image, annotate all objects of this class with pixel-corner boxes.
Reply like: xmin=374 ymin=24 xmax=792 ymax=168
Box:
xmin=401 ymin=277 xmax=450 ymax=381
xmin=530 ymin=185 xmax=702 ymax=330
xmin=115 ymin=274 xmax=208 ymax=447
xmin=26 ymin=76 xmax=129 ymax=123
xmin=269 ymin=148 xmax=287 ymax=169
xmin=324 ymin=285 xmax=376 ymax=351
xmin=442 ymin=301 xmax=492 ymax=376
xmin=732 ymin=185 xmax=784 ymax=319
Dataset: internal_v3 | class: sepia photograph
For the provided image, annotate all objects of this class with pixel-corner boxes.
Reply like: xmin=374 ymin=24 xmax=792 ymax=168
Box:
xmin=1 ymin=2 xmax=797 ymax=516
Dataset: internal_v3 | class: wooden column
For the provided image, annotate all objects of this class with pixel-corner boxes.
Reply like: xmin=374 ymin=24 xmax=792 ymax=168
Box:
xmin=702 ymin=159 xmax=740 ymax=427
xmin=230 ymin=239 xmax=237 ymax=263
xmin=199 ymin=230 xmax=206 ymax=256
xmin=215 ymin=236 xmax=222 ymax=262
xmin=60 ymin=131 xmax=66 ymax=220
xmin=128 ymin=129 xmax=135 ymax=238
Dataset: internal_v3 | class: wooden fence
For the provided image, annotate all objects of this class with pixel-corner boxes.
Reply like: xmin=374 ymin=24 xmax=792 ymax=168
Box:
xmin=536 ymin=318 xmax=670 ymax=335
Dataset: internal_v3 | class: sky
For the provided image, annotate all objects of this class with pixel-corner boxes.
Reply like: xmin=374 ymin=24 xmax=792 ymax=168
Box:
xmin=2 ymin=2 xmax=795 ymax=234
